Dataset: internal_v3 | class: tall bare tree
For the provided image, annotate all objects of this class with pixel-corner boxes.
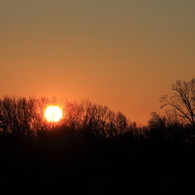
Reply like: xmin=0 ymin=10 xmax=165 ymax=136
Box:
xmin=160 ymin=78 xmax=195 ymax=128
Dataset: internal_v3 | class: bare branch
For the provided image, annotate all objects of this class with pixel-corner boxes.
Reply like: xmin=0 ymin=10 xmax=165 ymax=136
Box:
xmin=160 ymin=78 xmax=195 ymax=127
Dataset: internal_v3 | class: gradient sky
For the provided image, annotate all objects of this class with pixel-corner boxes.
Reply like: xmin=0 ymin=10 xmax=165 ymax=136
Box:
xmin=1 ymin=0 xmax=195 ymax=125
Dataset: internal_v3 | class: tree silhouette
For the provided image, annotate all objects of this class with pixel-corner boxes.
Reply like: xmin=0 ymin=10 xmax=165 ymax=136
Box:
xmin=0 ymin=96 xmax=36 ymax=137
xmin=0 ymin=95 xmax=195 ymax=194
xmin=0 ymin=96 xmax=138 ymax=139
xmin=148 ymin=112 xmax=167 ymax=130
xmin=160 ymin=78 xmax=195 ymax=128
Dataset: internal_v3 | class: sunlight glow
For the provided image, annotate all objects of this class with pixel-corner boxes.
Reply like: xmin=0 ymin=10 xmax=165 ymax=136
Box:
xmin=44 ymin=106 xmax=63 ymax=122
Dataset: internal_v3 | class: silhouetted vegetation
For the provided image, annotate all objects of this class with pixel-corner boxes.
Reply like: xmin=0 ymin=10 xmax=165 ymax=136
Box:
xmin=1 ymin=78 xmax=195 ymax=194
xmin=160 ymin=78 xmax=195 ymax=128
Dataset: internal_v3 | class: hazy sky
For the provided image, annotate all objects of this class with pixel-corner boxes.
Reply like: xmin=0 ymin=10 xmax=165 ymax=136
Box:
xmin=1 ymin=0 xmax=195 ymax=125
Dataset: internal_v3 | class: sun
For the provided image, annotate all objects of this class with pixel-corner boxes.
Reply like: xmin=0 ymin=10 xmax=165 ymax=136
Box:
xmin=44 ymin=106 xmax=63 ymax=122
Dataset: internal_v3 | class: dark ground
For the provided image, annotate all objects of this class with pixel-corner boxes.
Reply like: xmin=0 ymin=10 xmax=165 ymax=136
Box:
xmin=1 ymin=134 xmax=195 ymax=195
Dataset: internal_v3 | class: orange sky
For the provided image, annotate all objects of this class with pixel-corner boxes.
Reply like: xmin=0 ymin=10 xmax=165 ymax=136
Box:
xmin=1 ymin=0 xmax=195 ymax=125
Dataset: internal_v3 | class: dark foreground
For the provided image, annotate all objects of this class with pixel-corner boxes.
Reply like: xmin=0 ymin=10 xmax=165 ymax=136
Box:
xmin=1 ymin=134 xmax=195 ymax=195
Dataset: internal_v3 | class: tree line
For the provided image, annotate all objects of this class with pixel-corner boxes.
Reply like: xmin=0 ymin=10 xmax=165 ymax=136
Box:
xmin=0 ymin=96 xmax=142 ymax=139
xmin=0 ymin=78 xmax=195 ymax=194
xmin=1 ymin=78 xmax=195 ymax=144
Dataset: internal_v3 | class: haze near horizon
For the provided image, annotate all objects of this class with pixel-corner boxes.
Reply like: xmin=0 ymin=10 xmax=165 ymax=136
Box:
xmin=1 ymin=0 xmax=195 ymax=125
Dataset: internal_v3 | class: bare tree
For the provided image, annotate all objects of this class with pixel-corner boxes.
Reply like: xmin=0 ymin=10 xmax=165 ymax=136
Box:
xmin=0 ymin=96 xmax=136 ymax=139
xmin=160 ymin=78 xmax=195 ymax=128
xmin=0 ymin=96 xmax=36 ymax=136
xmin=148 ymin=112 xmax=167 ymax=130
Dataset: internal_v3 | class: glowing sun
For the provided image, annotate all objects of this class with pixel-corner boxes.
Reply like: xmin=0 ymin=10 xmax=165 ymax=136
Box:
xmin=44 ymin=106 xmax=63 ymax=122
